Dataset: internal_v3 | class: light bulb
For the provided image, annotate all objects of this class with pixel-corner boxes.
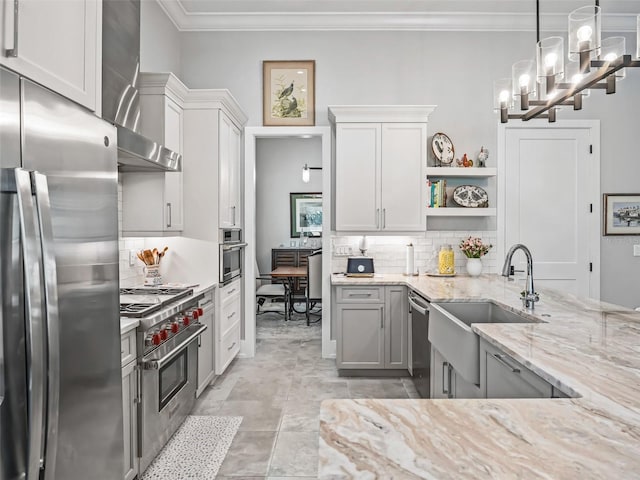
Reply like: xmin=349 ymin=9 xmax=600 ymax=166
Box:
xmin=499 ymin=90 xmax=510 ymax=103
xmin=604 ymin=53 xmax=617 ymax=61
xmin=519 ymin=74 xmax=530 ymax=88
xmin=302 ymin=164 xmax=310 ymax=183
xmin=544 ymin=52 xmax=558 ymax=68
xmin=577 ymin=25 xmax=593 ymax=42
xmin=571 ymin=73 xmax=583 ymax=84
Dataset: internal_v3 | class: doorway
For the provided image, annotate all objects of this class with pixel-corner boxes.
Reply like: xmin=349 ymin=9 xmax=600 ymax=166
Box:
xmin=243 ymin=126 xmax=333 ymax=359
xmin=497 ymin=120 xmax=601 ymax=299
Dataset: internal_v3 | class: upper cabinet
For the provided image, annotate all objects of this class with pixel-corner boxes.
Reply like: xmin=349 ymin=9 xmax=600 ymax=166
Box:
xmin=329 ymin=106 xmax=435 ymax=233
xmin=218 ymin=111 xmax=242 ymax=228
xmin=0 ymin=0 xmax=100 ymax=112
xmin=181 ymin=89 xmax=247 ymax=241
xmin=121 ymin=73 xmax=187 ymax=236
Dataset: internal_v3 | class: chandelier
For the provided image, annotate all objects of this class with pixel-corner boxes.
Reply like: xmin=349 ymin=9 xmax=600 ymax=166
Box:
xmin=494 ymin=1 xmax=640 ymax=123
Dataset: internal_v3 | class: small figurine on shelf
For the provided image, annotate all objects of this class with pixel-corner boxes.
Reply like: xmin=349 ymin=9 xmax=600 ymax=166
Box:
xmin=477 ymin=146 xmax=489 ymax=167
xmin=457 ymin=153 xmax=473 ymax=167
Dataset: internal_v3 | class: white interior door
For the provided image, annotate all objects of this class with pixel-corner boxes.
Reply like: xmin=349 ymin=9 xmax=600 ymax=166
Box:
xmin=499 ymin=122 xmax=600 ymax=299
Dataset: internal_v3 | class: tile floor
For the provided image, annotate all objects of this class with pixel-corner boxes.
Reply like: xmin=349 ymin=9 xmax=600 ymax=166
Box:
xmin=194 ymin=309 xmax=420 ymax=479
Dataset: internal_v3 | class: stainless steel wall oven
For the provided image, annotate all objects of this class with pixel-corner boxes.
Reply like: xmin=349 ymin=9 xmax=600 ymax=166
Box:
xmin=220 ymin=228 xmax=246 ymax=285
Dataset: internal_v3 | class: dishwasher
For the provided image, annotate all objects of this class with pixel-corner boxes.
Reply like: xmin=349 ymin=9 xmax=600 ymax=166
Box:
xmin=409 ymin=290 xmax=431 ymax=398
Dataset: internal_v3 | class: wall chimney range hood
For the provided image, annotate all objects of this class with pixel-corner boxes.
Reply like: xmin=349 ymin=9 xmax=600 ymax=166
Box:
xmin=102 ymin=0 xmax=181 ymax=172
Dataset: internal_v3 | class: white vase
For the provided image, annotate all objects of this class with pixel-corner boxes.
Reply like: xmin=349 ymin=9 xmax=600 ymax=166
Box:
xmin=466 ymin=258 xmax=482 ymax=277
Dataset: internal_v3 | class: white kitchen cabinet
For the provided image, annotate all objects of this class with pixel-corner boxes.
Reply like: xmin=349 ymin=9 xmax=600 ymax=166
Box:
xmin=120 ymin=328 xmax=138 ymax=480
xmin=329 ymin=106 xmax=435 ymax=233
xmin=196 ymin=289 xmax=215 ymax=397
xmin=121 ymin=74 xmax=187 ymax=236
xmin=181 ymin=90 xmax=247 ymax=241
xmin=335 ymin=286 xmax=408 ymax=371
xmin=219 ymin=111 xmax=242 ymax=228
xmin=216 ymin=278 xmax=242 ymax=375
xmin=0 ymin=0 xmax=100 ymax=112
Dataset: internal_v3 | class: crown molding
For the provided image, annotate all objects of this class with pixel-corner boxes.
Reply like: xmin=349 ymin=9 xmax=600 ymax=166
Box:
xmin=139 ymin=72 xmax=190 ymax=104
xmin=157 ymin=1 xmax=639 ymax=33
xmin=183 ymin=89 xmax=249 ymax=126
xmin=328 ymin=105 xmax=437 ymax=124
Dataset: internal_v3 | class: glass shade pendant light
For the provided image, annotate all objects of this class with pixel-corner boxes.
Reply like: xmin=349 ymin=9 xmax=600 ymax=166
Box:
xmin=568 ymin=5 xmax=601 ymax=71
xmin=537 ymin=36 xmax=564 ymax=97
xmin=601 ymin=37 xmax=626 ymax=79
xmin=493 ymin=78 xmax=513 ymax=123
xmin=512 ymin=60 xmax=536 ymax=110
xmin=302 ymin=164 xmax=310 ymax=183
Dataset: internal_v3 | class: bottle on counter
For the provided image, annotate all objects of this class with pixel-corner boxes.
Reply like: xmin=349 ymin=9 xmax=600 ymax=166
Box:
xmin=438 ymin=244 xmax=455 ymax=275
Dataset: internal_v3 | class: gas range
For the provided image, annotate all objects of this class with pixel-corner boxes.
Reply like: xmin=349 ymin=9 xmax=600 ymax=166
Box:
xmin=119 ymin=286 xmax=205 ymax=354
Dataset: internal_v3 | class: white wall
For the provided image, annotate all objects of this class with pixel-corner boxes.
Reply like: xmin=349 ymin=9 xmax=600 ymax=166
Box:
xmin=140 ymin=0 xmax=182 ymax=75
xmin=255 ymin=137 xmax=323 ymax=273
xmin=145 ymin=27 xmax=640 ymax=307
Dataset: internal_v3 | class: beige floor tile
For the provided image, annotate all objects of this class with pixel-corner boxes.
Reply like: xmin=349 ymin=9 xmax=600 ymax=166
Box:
xmin=217 ymin=431 xmax=277 ymax=477
xmin=268 ymin=431 xmax=319 ymax=477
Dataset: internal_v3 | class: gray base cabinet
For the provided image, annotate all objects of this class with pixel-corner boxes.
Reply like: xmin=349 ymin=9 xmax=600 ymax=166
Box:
xmin=431 ymin=347 xmax=481 ymax=399
xmin=480 ymin=339 xmax=554 ymax=399
xmin=336 ymin=286 xmax=408 ymax=370
xmin=121 ymin=329 xmax=138 ymax=480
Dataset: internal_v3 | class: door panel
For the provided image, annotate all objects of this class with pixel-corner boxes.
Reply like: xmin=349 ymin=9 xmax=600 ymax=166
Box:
xmin=335 ymin=123 xmax=380 ymax=231
xmin=503 ymin=126 xmax=597 ymax=298
xmin=337 ymin=305 xmax=384 ymax=368
xmin=381 ymin=123 xmax=426 ymax=231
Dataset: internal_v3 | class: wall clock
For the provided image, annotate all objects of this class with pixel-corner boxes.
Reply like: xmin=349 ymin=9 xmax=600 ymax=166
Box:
xmin=431 ymin=132 xmax=455 ymax=166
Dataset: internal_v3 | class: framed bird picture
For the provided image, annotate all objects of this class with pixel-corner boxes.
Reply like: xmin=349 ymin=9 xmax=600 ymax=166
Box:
xmin=263 ymin=60 xmax=315 ymax=126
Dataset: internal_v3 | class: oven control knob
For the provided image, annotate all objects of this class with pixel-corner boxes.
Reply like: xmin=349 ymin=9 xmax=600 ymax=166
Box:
xmin=159 ymin=329 xmax=168 ymax=341
xmin=171 ymin=322 xmax=180 ymax=333
xmin=152 ymin=333 xmax=162 ymax=346
xmin=145 ymin=335 xmax=154 ymax=346
xmin=197 ymin=307 xmax=204 ymax=316
xmin=192 ymin=310 xmax=200 ymax=320
xmin=183 ymin=315 xmax=190 ymax=326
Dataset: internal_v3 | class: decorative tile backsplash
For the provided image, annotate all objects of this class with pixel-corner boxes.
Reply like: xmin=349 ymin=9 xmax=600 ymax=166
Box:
xmin=330 ymin=232 xmax=499 ymax=275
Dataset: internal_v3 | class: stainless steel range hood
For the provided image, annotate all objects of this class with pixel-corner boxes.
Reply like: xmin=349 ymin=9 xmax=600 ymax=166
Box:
xmin=102 ymin=0 xmax=181 ymax=172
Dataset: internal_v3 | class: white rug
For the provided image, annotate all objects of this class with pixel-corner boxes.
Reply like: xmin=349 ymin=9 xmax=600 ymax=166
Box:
xmin=141 ymin=415 xmax=242 ymax=480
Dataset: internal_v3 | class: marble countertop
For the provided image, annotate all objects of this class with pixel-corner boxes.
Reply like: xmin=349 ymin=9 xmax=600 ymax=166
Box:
xmin=120 ymin=317 xmax=139 ymax=335
xmin=321 ymin=274 xmax=640 ymax=478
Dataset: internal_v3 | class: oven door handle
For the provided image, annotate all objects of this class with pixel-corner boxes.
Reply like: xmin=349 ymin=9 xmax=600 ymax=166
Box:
xmin=221 ymin=242 xmax=248 ymax=251
xmin=143 ymin=324 xmax=207 ymax=370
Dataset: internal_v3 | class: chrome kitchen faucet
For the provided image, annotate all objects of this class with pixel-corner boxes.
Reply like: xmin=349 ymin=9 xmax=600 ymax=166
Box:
xmin=501 ymin=244 xmax=539 ymax=310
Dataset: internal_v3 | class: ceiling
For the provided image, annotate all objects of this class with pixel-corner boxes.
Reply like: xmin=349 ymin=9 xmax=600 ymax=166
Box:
xmin=156 ymin=0 xmax=640 ymax=32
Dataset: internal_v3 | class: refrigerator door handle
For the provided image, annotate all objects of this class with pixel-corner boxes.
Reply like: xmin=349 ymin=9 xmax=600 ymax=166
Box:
xmin=32 ymin=172 xmax=60 ymax=480
xmin=15 ymin=168 xmax=46 ymax=480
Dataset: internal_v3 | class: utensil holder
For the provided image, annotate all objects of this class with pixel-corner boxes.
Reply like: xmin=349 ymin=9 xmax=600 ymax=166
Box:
xmin=143 ymin=265 xmax=162 ymax=286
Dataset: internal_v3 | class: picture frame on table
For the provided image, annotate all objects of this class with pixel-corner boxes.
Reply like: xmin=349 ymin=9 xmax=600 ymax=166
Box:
xmin=290 ymin=192 xmax=322 ymax=238
xmin=603 ymin=193 xmax=640 ymax=235
xmin=263 ymin=60 xmax=315 ymax=126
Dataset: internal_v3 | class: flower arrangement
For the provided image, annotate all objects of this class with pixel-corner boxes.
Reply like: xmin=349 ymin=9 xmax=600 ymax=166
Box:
xmin=459 ymin=237 xmax=492 ymax=258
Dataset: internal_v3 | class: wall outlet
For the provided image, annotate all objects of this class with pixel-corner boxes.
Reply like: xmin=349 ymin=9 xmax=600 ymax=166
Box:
xmin=333 ymin=245 xmax=353 ymax=256
xmin=634 ymin=245 xmax=640 ymax=257
xmin=129 ymin=250 xmax=138 ymax=267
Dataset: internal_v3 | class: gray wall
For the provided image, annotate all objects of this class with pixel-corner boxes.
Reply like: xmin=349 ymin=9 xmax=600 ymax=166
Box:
xmin=255 ymin=137 xmax=323 ymax=274
xmin=140 ymin=0 xmax=182 ymax=75
xmin=140 ymin=25 xmax=640 ymax=307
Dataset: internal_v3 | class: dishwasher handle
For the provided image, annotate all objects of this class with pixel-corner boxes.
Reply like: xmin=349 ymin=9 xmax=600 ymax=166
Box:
xmin=408 ymin=291 xmax=430 ymax=315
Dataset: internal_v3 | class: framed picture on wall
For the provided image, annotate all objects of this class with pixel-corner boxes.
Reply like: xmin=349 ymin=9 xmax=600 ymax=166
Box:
xmin=603 ymin=193 xmax=640 ymax=235
xmin=263 ymin=60 xmax=315 ymax=126
xmin=290 ymin=192 xmax=322 ymax=238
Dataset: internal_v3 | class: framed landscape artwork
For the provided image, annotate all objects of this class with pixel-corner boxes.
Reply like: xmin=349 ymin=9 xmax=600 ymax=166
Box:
xmin=290 ymin=193 xmax=322 ymax=238
xmin=603 ymin=193 xmax=640 ymax=235
xmin=263 ymin=60 xmax=315 ymax=126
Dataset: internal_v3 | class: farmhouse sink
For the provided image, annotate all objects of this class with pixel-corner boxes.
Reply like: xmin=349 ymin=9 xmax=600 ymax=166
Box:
xmin=428 ymin=301 xmax=544 ymax=385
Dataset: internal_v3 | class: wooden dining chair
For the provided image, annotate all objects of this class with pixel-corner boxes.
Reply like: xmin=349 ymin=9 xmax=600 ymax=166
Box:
xmin=305 ymin=250 xmax=322 ymax=325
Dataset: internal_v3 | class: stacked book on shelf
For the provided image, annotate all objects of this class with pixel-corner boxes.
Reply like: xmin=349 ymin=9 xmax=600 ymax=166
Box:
xmin=427 ymin=179 xmax=447 ymax=208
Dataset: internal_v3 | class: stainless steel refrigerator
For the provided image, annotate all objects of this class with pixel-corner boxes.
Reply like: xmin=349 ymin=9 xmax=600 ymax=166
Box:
xmin=0 ymin=66 xmax=124 ymax=480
